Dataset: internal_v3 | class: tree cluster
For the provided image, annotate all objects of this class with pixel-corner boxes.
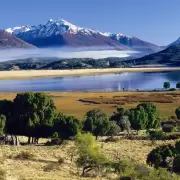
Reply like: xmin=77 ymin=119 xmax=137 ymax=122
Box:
xmin=0 ymin=92 xmax=81 ymax=144
xmin=110 ymin=103 xmax=161 ymax=134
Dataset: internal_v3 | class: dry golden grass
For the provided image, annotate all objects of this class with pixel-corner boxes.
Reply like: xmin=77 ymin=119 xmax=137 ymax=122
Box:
xmin=0 ymin=91 xmax=179 ymax=179
xmin=0 ymin=138 xmax=177 ymax=180
xmin=0 ymin=91 xmax=179 ymax=119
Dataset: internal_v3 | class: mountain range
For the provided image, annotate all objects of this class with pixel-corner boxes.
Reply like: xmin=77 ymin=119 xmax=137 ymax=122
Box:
xmin=5 ymin=19 xmax=161 ymax=55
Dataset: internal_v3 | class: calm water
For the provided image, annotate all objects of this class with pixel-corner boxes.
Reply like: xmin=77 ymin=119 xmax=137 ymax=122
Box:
xmin=0 ymin=71 xmax=180 ymax=92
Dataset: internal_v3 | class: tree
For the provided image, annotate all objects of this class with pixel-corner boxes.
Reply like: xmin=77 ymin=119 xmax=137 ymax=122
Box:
xmin=175 ymin=107 xmax=180 ymax=120
xmin=83 ymin=109 xmax=112 ymax=139
xmin=106 ymin=121 xmax=121 ymax=136
xmin=7 ymin=92 xmax=57 ymax=144
xmin=119 ymin=116 xmax=131 ymax=135
xmin=129 ymin=103 xmax=160 ymax=132
xmin=173 ymin=155 xmax=180 ymax=173
xmin=75 ymin=133 xmax=109 ymax=176
xmin=0 ymin=115 xmax=6 ymax=136
xmin=176 ymin=82 xmax=180 ymax=89
xmin=163 ymin=82 xmax=170 ymax=89
xmin=147 ymin=145 xmax=176 ymax=169
xmin=53 ymin=114 xmax=82 ymax=141
xmin=110 ymin=107 xmax=131 ymax=134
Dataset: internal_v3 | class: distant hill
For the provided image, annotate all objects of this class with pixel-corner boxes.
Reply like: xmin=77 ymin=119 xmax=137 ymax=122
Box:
xmin=0 ymin=30 xmax=35 ymax=49
xmin=130 ymin=45 xmax=180 ymax=66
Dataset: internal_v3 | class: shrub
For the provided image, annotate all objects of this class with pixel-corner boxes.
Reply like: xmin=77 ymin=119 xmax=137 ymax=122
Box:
xmin=104 ymin=136 xmax=119 ymax=143
xmin=176 ymin=82 xmax=180 ymax=89
xmin=146 ymin=144 xmax=176 ymax=169
xmin=162 ymin=126 xmax=176 ymax=133
xmin=163 ymin=82 xmax=170 ymax=89
xmin=149 ymin=130 xmax=166 ymax=140
xmin=58 ymin=157 xmax=64 ymax=165
xmin=173 ymin=155 xmax=180 ymax=173
xmin=175 ymin=141 xmax=180 ymax=153
xmin=15 ymin=151 xmax=35 ymax=160
xmin=45 ymin=138 xmax=63 ymax=146
xmin=168 ymin=88 xmax=176 ymax=91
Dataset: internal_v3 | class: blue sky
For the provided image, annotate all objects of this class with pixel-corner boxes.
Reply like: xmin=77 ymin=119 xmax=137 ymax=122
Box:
xmin=1 ymin=0 xmax=180 ymax=45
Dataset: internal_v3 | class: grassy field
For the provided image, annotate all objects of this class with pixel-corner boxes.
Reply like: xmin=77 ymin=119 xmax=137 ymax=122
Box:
xmin=0 ymin=138 xmax=176 ymax=180
xmin=0 ymin=91 xmax=179 ymax=179
xmin=1 ymin=91 xmax=180 ymax=119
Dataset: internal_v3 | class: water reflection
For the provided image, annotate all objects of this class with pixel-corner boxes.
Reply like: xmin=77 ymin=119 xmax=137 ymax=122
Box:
xmin=0 ymin=71 xmax=179 ymax=92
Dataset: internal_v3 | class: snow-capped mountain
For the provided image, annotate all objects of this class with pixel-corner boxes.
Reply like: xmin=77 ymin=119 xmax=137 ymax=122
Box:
xmin=6 ymin=19 xmax=129 ymax=50
xmin=103 ymin=32 xmax=162 ymax=54
xmin=0 ymin=30 xmax=35 ymax=49
xmin=6 ymin=19 xmax=160 ymax=54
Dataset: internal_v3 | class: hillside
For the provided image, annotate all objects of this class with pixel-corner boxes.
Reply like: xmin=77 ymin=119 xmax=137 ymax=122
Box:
xmin=131 ymin=45 xmax=180 ymax=66
xmin=0 ymin=30 xmax=35 ymax=49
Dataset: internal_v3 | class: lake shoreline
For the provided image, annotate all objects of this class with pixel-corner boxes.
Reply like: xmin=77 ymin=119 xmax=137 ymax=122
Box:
xmin=1 ymin=67 xmax=180 ymax=80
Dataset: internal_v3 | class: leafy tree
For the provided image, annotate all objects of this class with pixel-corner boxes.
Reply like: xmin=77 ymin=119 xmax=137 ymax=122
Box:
xmin=0 ymin=115 xmax=6 ymax=136
xmin=146 ymin=145 xmax=176 ymax=169
xmin=7 ymin=92 xmax=57 ymax=143
xmin=110 ymin=107 xmax=131 ymax=134
xmin=83 ymin=109 xmax=112 ymax=139
xmin=54 ymin=114 xmax=82 ymax=141
xmin=129 ymin=103 xmax=160 ymax=132
xmin=0 ymin=100 xmax=13 ymax=118
xmin=129 ymin=107 xmax=148 ymax=131
xmin=176 ymin=82 xmax=180 ymax=89
xmin=163 ymin=82 xmax=170 ymax=89
xmin=173 ymin=155 xmax=180 ymax=173
xmin=119 ymin=116 xmax=131 ymax=135
xmin=75 ymin=133 xmax=108 ymax=176
xmin=106 ymin=121 xmax=121 ymax=136
xmin=137 ymin=103 xmax=160 ymax=130
xmin=175 ymin=107 xmax=180 ymax=120
xmin=175 ymin=141 xmax=180 ymax=154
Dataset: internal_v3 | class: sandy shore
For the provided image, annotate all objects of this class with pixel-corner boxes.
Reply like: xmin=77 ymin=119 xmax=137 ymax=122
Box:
xmin=0 ymin=67 xmax=180 ymax=80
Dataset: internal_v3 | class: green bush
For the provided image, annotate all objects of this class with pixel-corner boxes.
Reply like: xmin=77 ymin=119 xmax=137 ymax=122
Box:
xmin=168 ymin=88 xmax=176 ymax=91
xmin=149 ymin=130 xmax=166 ymax=140
xmin=162 ymin=126 xmax=176 ymax=133
xmin=175 ymin=141 xmax=180 ymax=153
xmin=173 ymin=155 xmax=180 ymax=173
xmin=146 ymin=144 xmax=176 ymax=168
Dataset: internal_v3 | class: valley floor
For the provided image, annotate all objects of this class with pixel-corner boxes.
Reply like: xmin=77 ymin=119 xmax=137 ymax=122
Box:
xmin=1 ymin=91 xmax=180 ymax=119
xmin=0 ymin=91 xmax=180 ymax=179
xmin=0 ymin=138 xmax=176 ymax=180
xmin=1 ymin=67 xmax=180 ymax=80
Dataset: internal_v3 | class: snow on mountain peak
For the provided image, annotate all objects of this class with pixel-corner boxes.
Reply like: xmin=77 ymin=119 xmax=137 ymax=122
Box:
xmin=6 ymin=19 xmax=102 ymax=38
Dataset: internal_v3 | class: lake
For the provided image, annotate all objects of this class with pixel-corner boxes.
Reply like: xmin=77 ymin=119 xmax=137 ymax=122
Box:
xmin=0 ymin=71 xmax=180 ymax=92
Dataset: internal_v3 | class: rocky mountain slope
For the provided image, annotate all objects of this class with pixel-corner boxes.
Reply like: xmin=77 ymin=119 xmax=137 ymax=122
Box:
xmin=0 ymin=30 xmax=35 ymax=49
